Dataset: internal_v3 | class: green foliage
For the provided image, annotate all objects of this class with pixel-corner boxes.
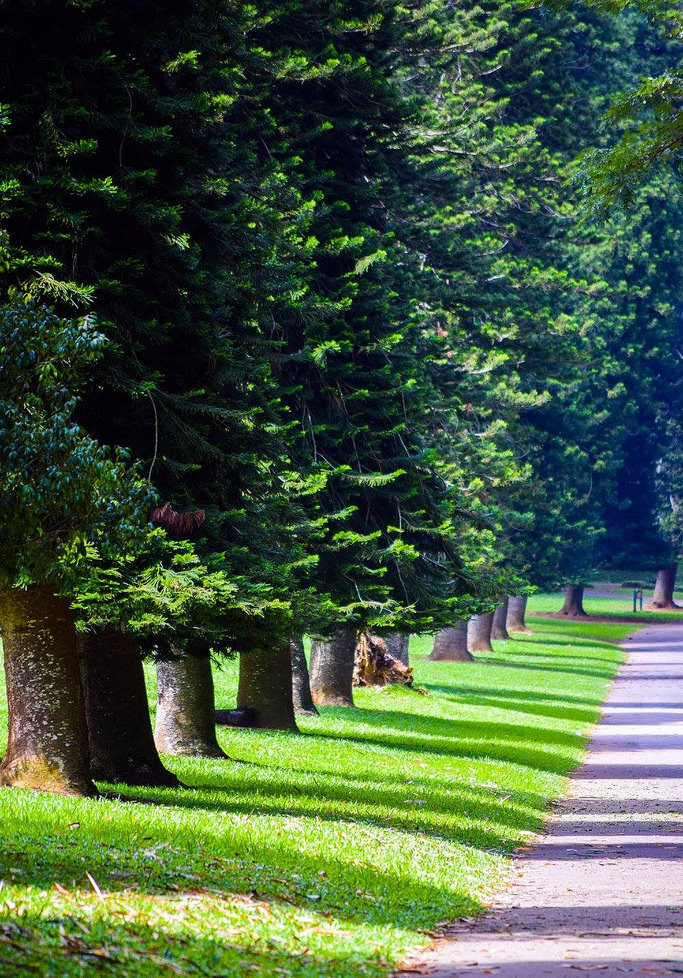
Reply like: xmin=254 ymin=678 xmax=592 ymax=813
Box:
xmin=576 ymin=9 xmax=683 ymax=210
xmin=0 ymin=302 xmax=152 ymax=587
xmin=2 ymin=0 xmax=681 ymax=637
xmin=0 ymin=0 xmax=330 ymax=646
xmin=252 ymin=0 xmax=490 ymax=631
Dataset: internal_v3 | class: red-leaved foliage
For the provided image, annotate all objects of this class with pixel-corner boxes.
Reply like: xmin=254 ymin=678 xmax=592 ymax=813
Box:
xmin=150 ymin=502 xmax=206 ymax=538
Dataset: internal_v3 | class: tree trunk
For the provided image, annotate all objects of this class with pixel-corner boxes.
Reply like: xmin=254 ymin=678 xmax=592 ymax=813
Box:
xmin=290 ymin=636 xmax=318 ymax=716
xmin=381 ymin=633 xmax=410 ymax=665
xmin=559 ymin=585 xmax=588 ymax=617
xmin=155 ymin=655 xmax=225 ymax=757
xmin=309 ymin=628 xmax=357 ymax=707
xmin=237 ymin=644 xmax=298 ymax=731
xmin=0 ymin=587 xmax=96 ymax=796
xmin=468 ymin=611 xmax=495 ymax=653
xmin=428 ymin=622 xmax=473 ymax=662
xmin=506 ymin=595 xmax=531 ymax=633
xmin=648 ymin=564 xmax=679 ymax=610
xmin=80 ymin=628 xmax=179 ymax=787
xmin=491 ymin=600 xmax=510 ymax=641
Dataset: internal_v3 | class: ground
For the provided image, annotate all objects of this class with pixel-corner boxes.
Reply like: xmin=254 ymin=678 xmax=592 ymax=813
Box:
xmin=396 ymin=620 xmax=683 ymax=977
xmin=0 ymin=598 xmax=670 ymax=977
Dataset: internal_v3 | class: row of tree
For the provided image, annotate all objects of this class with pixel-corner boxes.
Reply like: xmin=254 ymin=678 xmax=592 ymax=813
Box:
xmin=0 ymin=0 xmax=681 ymax=796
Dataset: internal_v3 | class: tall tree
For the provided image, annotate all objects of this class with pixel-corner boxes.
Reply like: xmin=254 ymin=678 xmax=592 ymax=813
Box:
xmin=0 ymin=302 xmax=151 ymax=795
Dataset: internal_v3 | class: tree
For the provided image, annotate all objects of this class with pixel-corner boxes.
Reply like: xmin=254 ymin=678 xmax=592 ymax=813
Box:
xmin=0 ymin=0 xmax=333 ymax=740
xmin=254 ymin=1 xmax=497 ymax=704
xmin=0 ymin=301 xmax=151 ymax=795
xmin=575 ymin=2 xmax=683 ymax=208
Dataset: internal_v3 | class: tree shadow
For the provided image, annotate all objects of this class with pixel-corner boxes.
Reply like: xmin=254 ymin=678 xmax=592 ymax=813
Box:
xmin=550 ymin=817 xmax=683 ymax=836
xmin=309 ymin=707 xmax=588 ymax=775
xmin=100 ymin=770 xmax=540 ymax=852
xmin=501 ymin=635 xmax=623 ymax=656
xmin=422 ymin=685 xmax=601 ymax=723
xmin=574 ymin=762 xmax=683 ymax=780
xmin=476 ymin=658 xmax=620 ymax=679
xmin=424 ymin=680 xmax=606 ymax=708
xmin=0 ymin=809 xmax=483 ymax=933
xmin=0 ymin=912 xmax=414 ymax=978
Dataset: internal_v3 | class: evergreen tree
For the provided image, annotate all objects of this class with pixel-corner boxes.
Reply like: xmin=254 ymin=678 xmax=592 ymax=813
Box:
xmin=0 ymin=300 xmax=151 ymax=795
xmin=0 ymin=0 xmax=326 ymax=654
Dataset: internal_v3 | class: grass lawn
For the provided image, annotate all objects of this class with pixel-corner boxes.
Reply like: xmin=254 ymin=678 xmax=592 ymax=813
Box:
xmin=528 ymin=591 xmax=683 ymax=621
xmin=0 ymin=617 xmax=634 ymax=976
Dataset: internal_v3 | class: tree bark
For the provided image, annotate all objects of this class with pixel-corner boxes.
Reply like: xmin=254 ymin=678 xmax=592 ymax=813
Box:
xmin=468 ymin=611 xmax=495 ymax=653
xmin=559 ymin=585 xmax=588 ymax=616
xmin=309 ymin=628 xmax=357 ymax=707
xmin=80 ymin=628 xmax=179 ymax=787
xmin=0 ymin=587 xmax=96 ymax=796
xmin=290 ymin=636 xmax=318 ymax=716
xmin=155 ymin=655 xmax=226 ymax=757
xmin=237 ymin=644 xmax=298 ymax=731
xmin=491 ymin=600 xmax=510 ymax=641
xmin=648 ymin=564 xmax=679 ymax=609
xmin=428 ymin=622 xmax=473 ymax=662
xmin=381 ymin=633 xmax=410 ymax=665
xmin=507 ymin=595 xmax=531 ymax=633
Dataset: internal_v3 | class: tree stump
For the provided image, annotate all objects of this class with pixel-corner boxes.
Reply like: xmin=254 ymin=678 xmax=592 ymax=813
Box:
xmin=354 ymin=634 xmax=413 ymax=687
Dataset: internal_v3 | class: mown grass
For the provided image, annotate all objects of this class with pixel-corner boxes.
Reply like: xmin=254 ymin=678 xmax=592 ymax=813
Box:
xmin=0 ymin=617 xmax=632 ymax=976
xmin=528 ymin=591 xmax=683 ymax=621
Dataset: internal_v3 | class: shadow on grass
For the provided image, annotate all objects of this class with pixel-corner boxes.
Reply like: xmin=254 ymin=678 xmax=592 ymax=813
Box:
xmin=308 ymin=707 xmax=589 ymax=776
xmin=0 ymin=814 xmax=483 ymax=933
xmin=500 ymin=635 xmax=622 ymax=657
xmin=422 ymin=687 xmax=601 ymax=724
xmin=468 ymin=657 xmax=617 ymax=681
xmin=422 ymin=679 xmax=606 ymax=709
xmin=98 ymin=767 xmax=543 ymax=852
xmin=0 ymin=911 xmax=430 ymax=978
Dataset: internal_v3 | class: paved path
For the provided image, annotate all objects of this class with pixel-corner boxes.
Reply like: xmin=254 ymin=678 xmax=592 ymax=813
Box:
xmin=398 ymin=623 xmax=683 ymax=977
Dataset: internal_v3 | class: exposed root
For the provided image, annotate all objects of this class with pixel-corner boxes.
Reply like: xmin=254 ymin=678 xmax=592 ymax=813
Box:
xmin=354 ymin=633 xmax=413 ymax=687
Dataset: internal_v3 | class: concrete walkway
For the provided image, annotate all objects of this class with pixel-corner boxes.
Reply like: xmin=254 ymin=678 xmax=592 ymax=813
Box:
xmin=398 ymin=623 xmax=683 ymax=977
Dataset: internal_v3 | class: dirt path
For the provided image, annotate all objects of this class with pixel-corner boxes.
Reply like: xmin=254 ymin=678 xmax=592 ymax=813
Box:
xmin=398 ymin=623 xmax=683 ymax=977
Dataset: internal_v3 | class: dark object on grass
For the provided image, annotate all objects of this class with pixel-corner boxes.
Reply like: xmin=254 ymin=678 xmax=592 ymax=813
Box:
xmin=215 ymin=706 xmax=257 ymax=727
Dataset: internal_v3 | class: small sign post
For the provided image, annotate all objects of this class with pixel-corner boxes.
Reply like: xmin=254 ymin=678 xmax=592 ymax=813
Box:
xmin=633 ymin=588 xmax=643 ymax=612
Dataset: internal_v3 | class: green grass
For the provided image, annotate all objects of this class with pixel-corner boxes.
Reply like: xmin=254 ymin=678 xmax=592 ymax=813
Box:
xmin=528 ymin=591 xmax=683 ymax=621
xmin=0 ymin=618 xmax=633 ymax=976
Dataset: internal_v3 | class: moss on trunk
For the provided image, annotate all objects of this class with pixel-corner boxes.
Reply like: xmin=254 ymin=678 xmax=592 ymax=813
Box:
xmin=0 ymin=587 xmax=96 ymax=796
xmin=155 ymin=655 xmax=226 ymax=757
